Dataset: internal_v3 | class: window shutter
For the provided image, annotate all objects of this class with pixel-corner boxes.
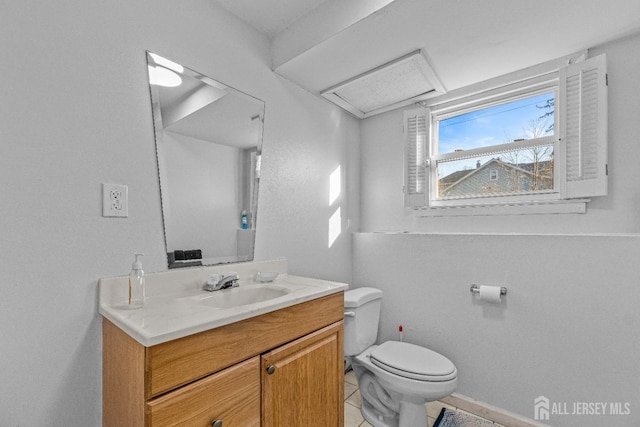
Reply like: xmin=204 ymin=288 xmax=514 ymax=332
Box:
xmin=404 ymin=108 xmax=428 ymax=207
xmin=560 ymin=54 xmax=608 ymax=198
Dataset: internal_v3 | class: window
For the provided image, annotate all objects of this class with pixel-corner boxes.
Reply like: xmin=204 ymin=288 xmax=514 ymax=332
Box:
xmin=404 ymin=54 xmax=608 ymax=213
xmin=436 ymin=90 xmax=556 ymax=200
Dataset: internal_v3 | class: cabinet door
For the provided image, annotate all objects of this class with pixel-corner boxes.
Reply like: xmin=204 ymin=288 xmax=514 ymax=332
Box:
xmin=262 ymin=321 xmax=344 ymax=427
xmin=147 ymin=356 xmax=260 ymax=427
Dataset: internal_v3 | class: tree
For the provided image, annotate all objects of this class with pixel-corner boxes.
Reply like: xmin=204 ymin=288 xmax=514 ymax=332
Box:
xmin=537 ymin=97 xmax=554 ymax=132
xmin=501 ymin=117 xmax=554 ymax=192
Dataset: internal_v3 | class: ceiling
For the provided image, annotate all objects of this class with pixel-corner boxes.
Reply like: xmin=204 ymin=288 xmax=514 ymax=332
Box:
xmin=214 ymin=0 xmax=640 ymax=117
xmin=213 ymin=0 xmax=333 ymax=38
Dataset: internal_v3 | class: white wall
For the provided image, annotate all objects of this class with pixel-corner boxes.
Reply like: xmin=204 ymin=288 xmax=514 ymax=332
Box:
xmin=255 ymin=82 xmax=361 ymax=281
xmin=162 ymin=132 xmax=240 ymax=259
xmin=356 ymin=33 xmax=640 ymax=426
xmin=0 ymin=1 xmax=358 ymax=425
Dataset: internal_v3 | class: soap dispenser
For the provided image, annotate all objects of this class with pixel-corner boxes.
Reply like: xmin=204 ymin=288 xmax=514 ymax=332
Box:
xmin=128 ymin=253 xmax=145 ymax=308
xmin=241 ymin=210 xmax=248 ymax=229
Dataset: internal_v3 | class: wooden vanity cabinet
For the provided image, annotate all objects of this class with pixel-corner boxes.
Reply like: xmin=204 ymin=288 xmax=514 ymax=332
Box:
xmin=103 ymin=292 xmax=344 ymax=427
xmin=262 ymin=322 xmax=343 ymax=427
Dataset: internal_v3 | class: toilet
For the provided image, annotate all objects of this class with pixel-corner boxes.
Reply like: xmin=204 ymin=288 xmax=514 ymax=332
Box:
xmin=344 ymin=287 xmax=457 ymax=427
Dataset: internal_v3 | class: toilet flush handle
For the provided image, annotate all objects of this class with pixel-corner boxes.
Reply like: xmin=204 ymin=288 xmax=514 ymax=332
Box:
xmin=344 ymin=311 xmax=355 ymax=317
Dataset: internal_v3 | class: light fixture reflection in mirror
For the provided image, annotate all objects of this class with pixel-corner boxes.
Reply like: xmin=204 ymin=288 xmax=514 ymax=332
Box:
xmin=148 ymin=52 xmax=184 ymax=87
xmin=146 ymin=51 xmax=265 ymax=269
xmin=148 ymin=65 xmax=182 ymax=87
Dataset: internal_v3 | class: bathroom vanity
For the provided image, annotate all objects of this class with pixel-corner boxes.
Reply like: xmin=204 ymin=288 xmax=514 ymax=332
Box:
xmin=99 ymin=260 xmax=347 ymax=426
xmin=128 ymin=54 xmax=347 ymax=425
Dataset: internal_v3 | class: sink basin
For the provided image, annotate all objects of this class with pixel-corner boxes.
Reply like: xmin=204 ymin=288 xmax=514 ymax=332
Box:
xmin=199 ymin=286 xmax=290 ymax=308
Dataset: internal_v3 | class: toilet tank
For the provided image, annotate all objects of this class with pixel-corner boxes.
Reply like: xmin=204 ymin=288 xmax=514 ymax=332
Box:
xmin=344 ymin=287 xmax=383 ymax=356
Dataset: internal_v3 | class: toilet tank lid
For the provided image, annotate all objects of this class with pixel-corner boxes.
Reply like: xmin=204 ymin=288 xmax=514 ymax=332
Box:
xmin=344 ymin=287 xmax=383 ymax=308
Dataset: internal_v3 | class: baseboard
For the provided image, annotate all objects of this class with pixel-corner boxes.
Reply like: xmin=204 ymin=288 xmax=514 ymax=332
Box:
xmin=440 ymin=393 xmax=550 ymax=427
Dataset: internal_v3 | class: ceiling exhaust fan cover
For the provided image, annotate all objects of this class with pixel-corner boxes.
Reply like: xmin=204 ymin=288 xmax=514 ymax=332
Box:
xmin=321 ymin=50 xmax=445 ymax=119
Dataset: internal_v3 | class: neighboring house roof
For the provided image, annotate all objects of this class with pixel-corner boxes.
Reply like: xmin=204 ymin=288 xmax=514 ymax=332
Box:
xmin=439 ymin=168 xmax=475 ymax=187
xmin=440 ymin=158 xmax=553 ymax=195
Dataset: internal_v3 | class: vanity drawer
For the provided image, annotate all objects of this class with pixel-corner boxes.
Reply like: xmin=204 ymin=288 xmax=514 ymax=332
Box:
xmin=146 ymin=356 xmax=260 ymax=427
xmin=146 ymin=292 xmax=344 ymax=398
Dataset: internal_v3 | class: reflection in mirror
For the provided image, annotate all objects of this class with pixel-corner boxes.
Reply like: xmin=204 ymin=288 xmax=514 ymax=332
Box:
xmin=146 ymin=52 xmax=265 ymax=268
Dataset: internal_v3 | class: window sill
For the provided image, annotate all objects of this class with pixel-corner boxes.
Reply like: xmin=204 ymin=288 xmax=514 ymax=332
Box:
xmin=415 ymin=199 xmax=589 ymax=217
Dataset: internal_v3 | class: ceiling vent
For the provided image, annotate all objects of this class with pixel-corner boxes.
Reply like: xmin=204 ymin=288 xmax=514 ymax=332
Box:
xmin=321 ymin=50 xmax=446 ymax=119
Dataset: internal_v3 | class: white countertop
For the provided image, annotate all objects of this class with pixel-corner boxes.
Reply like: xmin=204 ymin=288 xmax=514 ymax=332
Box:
xmin=98 ymin=259 xmax=348 ymax=346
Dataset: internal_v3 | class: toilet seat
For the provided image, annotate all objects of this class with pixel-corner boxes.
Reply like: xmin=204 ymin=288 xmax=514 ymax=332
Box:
xmin=370 ymin=341 xmax=457 ymax=382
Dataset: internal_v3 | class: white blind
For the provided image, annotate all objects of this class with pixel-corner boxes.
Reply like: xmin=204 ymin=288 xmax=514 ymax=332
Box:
xmin=562 ymin=54 xmax=608 ymax=198
xmin=404 ymin=109 xmax=428 ymax=207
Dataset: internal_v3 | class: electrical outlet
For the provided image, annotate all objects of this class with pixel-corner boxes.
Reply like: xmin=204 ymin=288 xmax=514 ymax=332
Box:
xmin=102 ymin=184 xmax=128 ymax=217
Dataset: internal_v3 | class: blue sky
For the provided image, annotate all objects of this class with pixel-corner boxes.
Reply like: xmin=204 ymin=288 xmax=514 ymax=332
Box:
xmin=438 ymin=92 xmax=554 ymax=154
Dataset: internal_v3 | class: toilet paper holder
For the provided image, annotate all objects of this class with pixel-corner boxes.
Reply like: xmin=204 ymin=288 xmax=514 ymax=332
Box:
xmin=470 ymin=284 xmax=507 ymax=296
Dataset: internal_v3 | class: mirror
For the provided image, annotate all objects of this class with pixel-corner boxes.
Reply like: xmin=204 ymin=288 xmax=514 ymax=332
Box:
xmin=146 ymin=52 xmax=265 ymax=268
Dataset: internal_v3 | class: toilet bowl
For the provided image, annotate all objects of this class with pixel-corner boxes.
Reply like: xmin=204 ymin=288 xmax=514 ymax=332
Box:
xmin=344 ymin=287 xmax=457 ymax=427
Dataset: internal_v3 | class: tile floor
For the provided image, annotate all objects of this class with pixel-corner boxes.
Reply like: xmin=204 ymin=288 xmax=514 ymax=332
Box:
xmin=344 ymin=370 xmax=501 ymax=427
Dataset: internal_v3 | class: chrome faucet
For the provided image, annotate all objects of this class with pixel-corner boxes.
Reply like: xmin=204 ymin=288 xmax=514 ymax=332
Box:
xmin=203 ymin=273 xmax=240 ymax=292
